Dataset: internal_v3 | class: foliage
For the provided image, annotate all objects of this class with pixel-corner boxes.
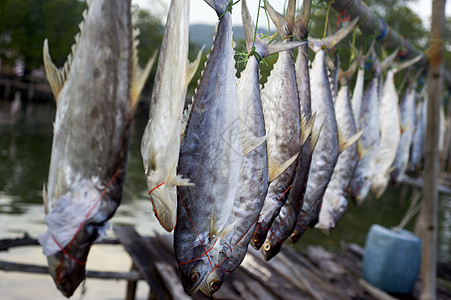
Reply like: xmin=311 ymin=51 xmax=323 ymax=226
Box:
xmin=0 ymin=0 xmax=164 ymax=74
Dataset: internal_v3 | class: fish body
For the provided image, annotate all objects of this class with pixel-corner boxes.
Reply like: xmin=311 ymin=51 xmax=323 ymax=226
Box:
xmin=315 ymin=83 xmax=357 ymax=233
xmin=391 ymin=83 xmax=416 ymax=184
xmin=141 ymin=0 xmax=202 ymax=231
xmin=174 ymin=1 xmax=242 ymax=294
xmin=251 ymin=0 xmax=301 ymax=250
xmin=39 ymin=0 xmax=152 ymax=296
xmin=349 ymin=76 xmax=380 ymax=204
xmin=290 ymin=48 xmax=339 ymax=242
xmin=371 ymin=70 xmax=401 ymax=198
xmin=408 ymin=94 xmax=427 ymax=176
xmin=261 ymin=10 xmax=314 ymax=260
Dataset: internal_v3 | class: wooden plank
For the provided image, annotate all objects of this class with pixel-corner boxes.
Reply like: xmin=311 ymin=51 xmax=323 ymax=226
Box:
xmin=0 ymin=260 xmax=142 ymax=280
xmin=114 ymin=225 xmax=172 ymax=300
xmin=126 ymin=263 xmax=138 ymax=300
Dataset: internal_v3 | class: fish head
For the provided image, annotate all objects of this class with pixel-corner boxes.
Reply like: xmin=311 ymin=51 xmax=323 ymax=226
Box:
xmin=200 ymin=267 xmax=227 ymax=296
xmin=371 ymin=175 xmax=389 ymax=199
xmin=41 ymin=180 xmax=116 ymax=297
xmin=316 ymin=190 xmax=348 ymax=233
xmin=145 ymin=174 xmax=177 ymax=231
xmin=261 ymin=238 xmax=283 ymax=261
xmin=178 ymin=255 xmax=212 ymax=295
xmin=250 ymin=224 xmax=268 ymax=250
xmin=350 ymin=176 xmax=371 ymax=205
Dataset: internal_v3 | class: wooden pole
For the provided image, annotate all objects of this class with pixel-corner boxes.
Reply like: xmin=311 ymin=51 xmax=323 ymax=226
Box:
xmin=420 ymin=1 xmax=446 ymax=299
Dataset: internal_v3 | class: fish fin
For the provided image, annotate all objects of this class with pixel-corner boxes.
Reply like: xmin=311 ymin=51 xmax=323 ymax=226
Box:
xmin=242 ymin=130 xmax=267 ymax=156
xmin=209 ymin=210 xmax=218 ymax=241
xmin=219 ymin=220 xmax=236 ymax=241
xmin=339 ymin=127 xmax=363 ymax=153
xmin=266 ymin=41 xmax=308 ymax=56
xmin=264 ymin=0 xmax=295 ymax=38
xmin=385 ymin=165 xmax=396 ymax=176
xmin=401 ymin=121 xmax=411 ymax=134
xmin=394 ymin=54 xmax=423 ymax=74
xmin=301 ymin=112 xmax=316 ymax=146
xmin=185 ymin=46 xmax=205 ymax=87
xmin=43 ymin=39 xmax=65 ymax=101
xmin=310 ymin=120 xmax=324 ymax=153
xmin=171 ymin=175 xmax=195 ymax=187
xmin=43 ymin=183 xmax=48 ymax=215
xmin=357 ymin=140 xmax=373 ymax=160
xmin=241 ymin=0 xmax=255 ymax=51
xmin=309 ymin=17 xmax=359 ymax=52
xmin=268 ymin=152 xmax=299 ymax=182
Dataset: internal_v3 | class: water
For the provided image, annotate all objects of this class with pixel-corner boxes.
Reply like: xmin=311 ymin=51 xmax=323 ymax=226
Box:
xmin=1 ymin=99 xmax=450 ymax=299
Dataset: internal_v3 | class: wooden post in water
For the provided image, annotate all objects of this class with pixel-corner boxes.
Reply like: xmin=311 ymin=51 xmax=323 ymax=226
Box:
xmin=420 ymin=1 xmax=446 ymax=299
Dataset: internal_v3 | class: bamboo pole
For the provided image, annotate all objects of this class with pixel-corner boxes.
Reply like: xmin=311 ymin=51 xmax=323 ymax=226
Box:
xmin=331 ymin=0 xmax=422 ymax=60
xmin=419 ymin=1 xmax=446 ymax=299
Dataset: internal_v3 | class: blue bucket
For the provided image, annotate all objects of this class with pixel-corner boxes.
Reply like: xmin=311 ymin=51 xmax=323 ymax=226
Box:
xmin=362 ymin=224 xmax=421 ymax=294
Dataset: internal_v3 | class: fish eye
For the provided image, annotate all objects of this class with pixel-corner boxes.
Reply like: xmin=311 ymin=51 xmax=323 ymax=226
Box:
xmin=210 ymin=280 xmax=220 ymax=292
xmin=263 ymin=242 xmax=271 ymax=252
xmin=253 ymin=236 xmax=259 ymax=243
xmin=190 ymin=272 xmax=199 ymax=283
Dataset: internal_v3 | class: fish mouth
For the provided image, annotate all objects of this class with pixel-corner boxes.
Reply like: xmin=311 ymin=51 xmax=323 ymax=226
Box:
xmin=47 ymin=250 xmax=87 ymax=298
xmin=182 ymin=272 xmax=209 ymax=296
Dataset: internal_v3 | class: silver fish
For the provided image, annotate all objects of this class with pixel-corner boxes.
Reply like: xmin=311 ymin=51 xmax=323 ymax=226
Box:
xmin=315 ymin=64 xmax=360 ymax=233
xmin=141 ymin=0 xmax=203 ymax=232
xmin=372 ymin=55 xmax=422 ymax=197
xmin=261 ymin=0 xmax=316 ymax=261
xmin=349 ymin=50 xmax=398 ymax=204
xmin=290 ymin=18 xmax=358 ymax=243
xmin=408 ymin=87 xmax=427 ymax=176
xmin=39 ymin=0 xmax=153 ymax=296
xmin=391 ymin=80 xmax=417 ymax=184
xmin=174 ymin=0 xmax=242 ymax=295
xmin=199 ymin=1 xmax=308 ymax=293
xmin=251 ymin=0 xmax=302 ymax=250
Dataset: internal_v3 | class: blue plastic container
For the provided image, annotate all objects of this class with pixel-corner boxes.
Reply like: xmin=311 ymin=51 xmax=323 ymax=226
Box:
xmin=362 ymin=224 xmax=421 ymax=294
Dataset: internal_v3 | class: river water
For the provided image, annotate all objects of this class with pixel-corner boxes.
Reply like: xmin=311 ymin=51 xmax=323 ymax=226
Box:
xmin=0 ymin=99 xmax=450 ymax=299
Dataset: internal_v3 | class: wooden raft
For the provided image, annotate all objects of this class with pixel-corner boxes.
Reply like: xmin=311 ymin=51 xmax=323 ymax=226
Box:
xmin=2 ymin=226 xmax=451 ymax=300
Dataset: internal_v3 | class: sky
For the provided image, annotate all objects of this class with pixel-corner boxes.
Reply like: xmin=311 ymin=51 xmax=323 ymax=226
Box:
xmin=132 ymin=0 xmax=451 ymax=30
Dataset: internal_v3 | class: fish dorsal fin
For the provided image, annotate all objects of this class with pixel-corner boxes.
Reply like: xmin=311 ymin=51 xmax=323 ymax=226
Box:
xmin=264 ymin=0 xmax=295 ymax=39
xmin=301 ymin=112 xmax=316 ymax=146
xmin=242 ymin=130 xmax=268 ymax=156
xmin=186 ymin=46 xmax=205 ymax=87
xmin=357 ymin=140 xmax=373 ymax=160
xmin=170 ymin=174 xmax=194 ymax=187
xmin=338 ymin=126 xmax=363 ymax=153
xmin=309 ymin=17 xmax=359 ymax=52
xmin=268 ymin=152 xmax=299 ymax=182
xmin=310 ymin=120 xmax=324 ymax=153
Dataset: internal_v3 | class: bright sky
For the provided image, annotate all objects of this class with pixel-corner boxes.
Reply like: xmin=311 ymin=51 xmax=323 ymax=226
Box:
xmin=132 ymin=0 xmax=450 ymax=30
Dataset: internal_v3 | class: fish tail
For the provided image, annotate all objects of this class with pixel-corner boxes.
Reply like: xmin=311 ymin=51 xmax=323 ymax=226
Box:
xmin=204 ymin=0 xmax=235 ymax=18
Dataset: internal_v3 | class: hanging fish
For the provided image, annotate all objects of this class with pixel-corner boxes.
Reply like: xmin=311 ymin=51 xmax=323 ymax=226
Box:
xmin=315 ymin=59 xmax=361 ymax=233
xmin=39 ymin=0 xmax=154 ymax=296
xmin=261 ymin=0 xmax=317 ymax=261
xmin=174 ymin=0 xmax=243 ymax=295
xmin=141 ymin=0 xmax=203 ymax=232
xmin=408 ymin=85 xmax=427 ymax=177
xmin=200 ymin=1 xmax=306 ymax=294
xmin=290 ymin=17 xmax=359 ymax=244
xmin=391 ymin=70 xmax=421 ymax=184
xmin=372 ymin=54 xmax=422 ymax=198
xmin=351 ymin=43 xmax=374 ymax=130
xmin=349 ymin=50 xmax=397 ymax=204
xmin=251 ymin=0 xmax=303 ymax=251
